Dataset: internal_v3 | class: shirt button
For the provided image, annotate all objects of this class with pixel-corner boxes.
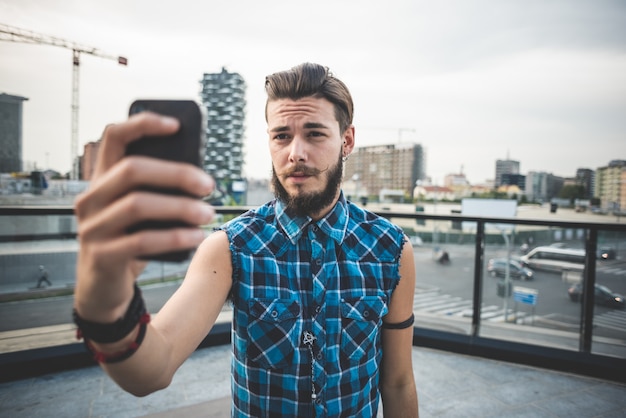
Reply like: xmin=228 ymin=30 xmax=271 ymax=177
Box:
xmin=315 ymin=259 xmax=322 ymax=266
xmin=316 ymin=352 xmax=323 ymax=360
xmin=315 ymin=306 xmax=321 ymax=314
xmin=363 ymin=310 xmax=370 ymax=318
xmin=271 ymin=310 xmax=278 ymax=318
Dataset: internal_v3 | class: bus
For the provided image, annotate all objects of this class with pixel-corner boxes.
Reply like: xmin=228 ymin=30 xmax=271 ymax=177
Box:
xmin=520 ymin=246 xmax=586 ymax=274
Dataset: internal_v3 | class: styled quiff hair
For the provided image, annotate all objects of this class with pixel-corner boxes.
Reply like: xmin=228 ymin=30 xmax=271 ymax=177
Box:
xmin=264 ymin=63 xmax=354 ymax=134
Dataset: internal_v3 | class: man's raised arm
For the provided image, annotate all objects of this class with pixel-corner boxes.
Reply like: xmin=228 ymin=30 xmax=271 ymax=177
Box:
xmin=72 ymin=112 xmax=229 ymax=395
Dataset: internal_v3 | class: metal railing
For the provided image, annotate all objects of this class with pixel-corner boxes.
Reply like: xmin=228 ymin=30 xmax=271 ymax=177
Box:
xmin=1 ymin=205 xmax=625 ymax=383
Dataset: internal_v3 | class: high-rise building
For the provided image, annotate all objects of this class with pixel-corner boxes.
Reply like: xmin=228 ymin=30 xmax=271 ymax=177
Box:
xmin=495 ymin=158 xmax=520 ymax=187
xmin=0 ymin=93 xmax=28 ymax=173
xmin=595 ymin=160 xmax=626 ymax=212
xmin=199 ymin=68 xmax=246 ymax=189
xmin=575 ymin=168 xmax=595 ymax=200
xmin=343 ymin=143 xmax=425 ymax=200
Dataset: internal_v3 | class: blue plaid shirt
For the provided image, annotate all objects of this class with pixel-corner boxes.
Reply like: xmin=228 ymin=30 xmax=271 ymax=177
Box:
xmin=221 ymin=194 xmax=405 ymax=417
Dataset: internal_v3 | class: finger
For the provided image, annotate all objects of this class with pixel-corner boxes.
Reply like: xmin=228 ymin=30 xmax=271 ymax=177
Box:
xmin=79 ymin=191 xmax=215 ymax=241
xmin=95 ymin=227 xmax=207 ymax=261
xmin=75 ymin=157 xmax=214 ymax=219
xmin=94 ymin=112 xmax=180 ymax=178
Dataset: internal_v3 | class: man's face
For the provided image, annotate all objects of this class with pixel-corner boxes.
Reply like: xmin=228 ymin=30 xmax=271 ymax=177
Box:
xmin=267 ymin=97 xmax=354 ymax=218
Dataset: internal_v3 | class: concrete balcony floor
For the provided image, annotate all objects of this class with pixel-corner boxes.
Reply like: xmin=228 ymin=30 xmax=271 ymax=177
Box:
xmin=1 ymin=343 xmax=625 ymax=417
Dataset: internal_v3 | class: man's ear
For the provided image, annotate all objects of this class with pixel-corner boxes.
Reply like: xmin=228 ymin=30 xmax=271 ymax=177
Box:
xmin=343 ymin=125 xmax=355 ymax=156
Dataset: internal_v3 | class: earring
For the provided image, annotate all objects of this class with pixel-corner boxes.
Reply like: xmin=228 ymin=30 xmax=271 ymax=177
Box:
xmin=342 ymin=155 xmax=349 ymax=162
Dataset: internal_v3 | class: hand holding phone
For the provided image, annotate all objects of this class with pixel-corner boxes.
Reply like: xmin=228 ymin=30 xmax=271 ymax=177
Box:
xmin=125 ymin=99 xmax=205 ymax=262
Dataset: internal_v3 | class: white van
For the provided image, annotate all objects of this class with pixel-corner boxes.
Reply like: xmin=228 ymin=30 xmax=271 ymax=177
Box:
xmin=520 ymin=246 xmax=585 ymax=274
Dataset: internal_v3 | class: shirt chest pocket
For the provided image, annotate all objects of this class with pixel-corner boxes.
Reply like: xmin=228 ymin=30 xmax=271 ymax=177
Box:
xmin=340 ymin=296 xmax=387 ymax=364
xmin=247 ymin=299 xmax=301 ymax=369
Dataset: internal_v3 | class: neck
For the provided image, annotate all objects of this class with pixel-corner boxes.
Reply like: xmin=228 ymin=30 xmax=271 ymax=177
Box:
xmin=307 ymin=189 xmax=342 ymax=221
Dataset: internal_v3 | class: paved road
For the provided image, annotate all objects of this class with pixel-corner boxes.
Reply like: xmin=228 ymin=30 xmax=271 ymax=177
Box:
xmin=413 ymin=244 xmax=626 ymax=338
xmin=0 ymin=282 xmax=183 ymax=332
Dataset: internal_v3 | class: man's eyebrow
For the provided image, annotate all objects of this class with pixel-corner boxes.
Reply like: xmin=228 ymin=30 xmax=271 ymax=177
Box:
xmin=269 ymin=122 xmax=330 ymax=133
xmin=269 ymin=126 xmax=290 ymax=133
xmin=303 ymin=122 xmax=330 ymax=130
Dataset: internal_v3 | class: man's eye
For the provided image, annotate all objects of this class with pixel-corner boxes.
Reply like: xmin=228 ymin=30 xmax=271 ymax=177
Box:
xmin=274 ymin=133 xmax=289 ymax=140
xmin=308 ymin=131 xmax=324 ymax=137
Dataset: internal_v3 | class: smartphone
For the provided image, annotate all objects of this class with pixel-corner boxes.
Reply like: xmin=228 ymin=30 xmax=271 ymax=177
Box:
xmin=126 ymin=99 xmax=204 ymax=262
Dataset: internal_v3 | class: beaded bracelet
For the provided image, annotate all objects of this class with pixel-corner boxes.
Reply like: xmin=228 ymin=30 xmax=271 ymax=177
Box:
xmin=73 ymin=284 xmax=145 ymax=343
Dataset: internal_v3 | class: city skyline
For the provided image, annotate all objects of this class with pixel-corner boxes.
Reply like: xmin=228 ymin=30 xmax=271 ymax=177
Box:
xmin=1 ymin=0 xmax=625 ymax=185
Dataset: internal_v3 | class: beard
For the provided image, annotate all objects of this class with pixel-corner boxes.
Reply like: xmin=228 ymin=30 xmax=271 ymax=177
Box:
xmin=272 ymin=152 xmax=343 ymax=218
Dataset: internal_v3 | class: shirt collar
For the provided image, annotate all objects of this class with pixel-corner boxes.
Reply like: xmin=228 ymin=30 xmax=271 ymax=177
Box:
xmin=276 ymin=192 xmax=349 ymax=245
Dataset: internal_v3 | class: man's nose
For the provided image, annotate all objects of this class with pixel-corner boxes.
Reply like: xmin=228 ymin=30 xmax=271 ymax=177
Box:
xmin=288 ymin=135 xmax=307 ymax=163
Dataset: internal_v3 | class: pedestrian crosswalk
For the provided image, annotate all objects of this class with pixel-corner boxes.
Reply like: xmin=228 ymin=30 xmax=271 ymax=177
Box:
xmin=412 ymin=287 xmax=528 ymax=323
xmin=413 ymin=285 xmax=626 ymax=332
xmin=594 ymin=309 xmax=626 ymax=332
xmin=598 ymin=266 xmax=626 ymax=276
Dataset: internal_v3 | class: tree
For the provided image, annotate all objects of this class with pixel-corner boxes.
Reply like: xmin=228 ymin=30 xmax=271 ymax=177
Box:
xmin=558 ymin=184 xmax=586 ymax=204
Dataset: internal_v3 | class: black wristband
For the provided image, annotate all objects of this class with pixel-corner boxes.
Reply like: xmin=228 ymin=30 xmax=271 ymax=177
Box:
xmin=82 ymin=314 xmax=150 ymax=363
xmin=382 ymin=313 xmax=415 ymax=330
xmin=73 ymin=284 xmax=146 ymax=343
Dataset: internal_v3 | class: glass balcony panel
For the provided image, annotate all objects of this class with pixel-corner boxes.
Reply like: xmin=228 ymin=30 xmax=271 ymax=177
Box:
xmin=480 ymin=224 xmax=585 ymax=351
xmin=591 ymin=228 xmax=626 ymax=358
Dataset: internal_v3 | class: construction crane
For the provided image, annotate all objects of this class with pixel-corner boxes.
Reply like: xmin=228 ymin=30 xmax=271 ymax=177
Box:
xmin=0 ymin=23 xmax=128 ymax=179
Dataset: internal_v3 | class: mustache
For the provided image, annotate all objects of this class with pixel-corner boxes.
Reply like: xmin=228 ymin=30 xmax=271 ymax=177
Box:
xmin=277 ymin=164 xmax=329 ymax=177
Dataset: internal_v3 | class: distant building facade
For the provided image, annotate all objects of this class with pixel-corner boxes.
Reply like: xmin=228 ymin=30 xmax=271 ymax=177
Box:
xmin=495 ymin=159 xmax=520 ymax=187
xmin=0 ymin=93 xmax=28 ymax=173
xmin=199 ymin=68 xmax=246 ymax=189
xmin=500 ymin=173 xmax=526 ymax=191
xmin=414 ymin=185 xmax=455 ymax=201
xmin=444 ymin=173 xmax=470 ymax=188
xmin=343 ymin=143 xmax=425 ymax=201
xmin=575 ymin=168 xmax=595 ymax=199
xmin=443 ymin=173 xmax=471 ymax=199
xmin=81 ymin=140 xmax=101 ymax=181
xmin=595 ymin=160 xmax=626 ymax=212
xmin=525 ymin=171 xmax=564 ymax=203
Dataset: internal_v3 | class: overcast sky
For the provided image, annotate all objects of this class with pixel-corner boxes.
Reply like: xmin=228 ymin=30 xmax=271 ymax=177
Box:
xmin=1 ymin=0 xmax=625 ymax=184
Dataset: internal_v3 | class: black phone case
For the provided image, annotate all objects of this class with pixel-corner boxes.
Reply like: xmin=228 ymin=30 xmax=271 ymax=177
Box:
xmin=126 ymin=100 xmax=203 ymax=262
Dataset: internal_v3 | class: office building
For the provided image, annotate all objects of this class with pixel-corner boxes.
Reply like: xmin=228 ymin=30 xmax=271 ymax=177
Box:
xmin=343 ymin=143 xmax=425 ymax=201
xmin=525 ymin=171 xmax=564 ymax=203
xmin=501 ymin=173 xmax=526 ymax=191
xmin=0 ymin=93 xmax=28 ymax=173
xmin=495 ymin=158 xmax=520 ymax=187
xmin=199 ymin=68 xmax=246 ymax=187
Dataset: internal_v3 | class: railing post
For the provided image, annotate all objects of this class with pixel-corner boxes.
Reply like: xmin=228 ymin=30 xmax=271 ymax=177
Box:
xmin=471 ymin=220 xmax=485 ymax=337
xmin=580 ymin=228 xmax=598 ymax=353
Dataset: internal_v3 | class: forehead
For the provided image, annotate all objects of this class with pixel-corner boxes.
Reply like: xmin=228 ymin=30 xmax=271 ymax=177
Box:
xmin=266 ymin=97 xmax=337 ymax=127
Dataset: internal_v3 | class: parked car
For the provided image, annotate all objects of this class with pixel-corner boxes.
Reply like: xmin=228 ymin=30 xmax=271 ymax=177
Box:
xmin=567 ymin=283 xmax=625 ymax=309
xmin=486 ymin=258 xmax=534 ymax=281
xmin=597 ymin=247 xmax=616 ymax=260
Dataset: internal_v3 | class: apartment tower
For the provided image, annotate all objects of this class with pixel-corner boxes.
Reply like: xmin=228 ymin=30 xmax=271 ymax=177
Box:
xmin=199 ymin=68 xmax=246 ymax=188
xmin=343 ymin=143 xmax=425 ymax=201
